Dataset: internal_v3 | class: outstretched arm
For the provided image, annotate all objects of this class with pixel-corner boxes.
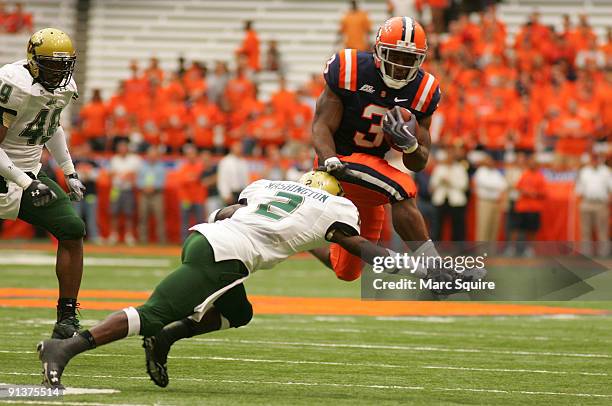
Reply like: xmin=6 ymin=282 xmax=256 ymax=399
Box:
xmin=311 ymin=85 xmax=343 ymax=163
xmin=328 ymin=229 xmax=390 ymax=266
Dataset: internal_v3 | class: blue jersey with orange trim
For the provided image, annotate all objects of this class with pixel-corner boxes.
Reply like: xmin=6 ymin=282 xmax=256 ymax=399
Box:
xmin=323 ymin=49 xmax=441 ymax=158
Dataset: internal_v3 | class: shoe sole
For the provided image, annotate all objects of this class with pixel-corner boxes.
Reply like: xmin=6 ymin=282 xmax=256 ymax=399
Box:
xmin=143 ymin=338 xmax=169 ymax=388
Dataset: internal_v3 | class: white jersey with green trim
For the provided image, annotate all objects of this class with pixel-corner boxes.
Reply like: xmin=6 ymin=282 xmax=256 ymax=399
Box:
xmin=190 ymin=179 xmax=361 ymax=273
xmin=0 ymin=59 xmax=77 ymax=172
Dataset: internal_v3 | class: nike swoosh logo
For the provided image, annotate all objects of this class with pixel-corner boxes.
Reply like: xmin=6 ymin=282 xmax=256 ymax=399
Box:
xmin=394 ymin=97 xmax=409 ymax=102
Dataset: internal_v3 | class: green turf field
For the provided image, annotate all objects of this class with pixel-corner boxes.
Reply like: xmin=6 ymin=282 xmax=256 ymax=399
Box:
xmin=0 ymin=248 xmax=611 ymax=405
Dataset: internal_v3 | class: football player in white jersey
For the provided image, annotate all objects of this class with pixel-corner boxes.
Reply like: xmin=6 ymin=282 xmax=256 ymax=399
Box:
xmin=0 ymin=28 xmax=87 ymax=338
xmin=37 ymin=171 xmax=426 ymax=389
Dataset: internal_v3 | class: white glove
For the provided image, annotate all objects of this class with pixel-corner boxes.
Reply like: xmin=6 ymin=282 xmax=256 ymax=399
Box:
xmin=324 ymin=157 xmax=346 ymax=172
xmin=66 ymin=173 xmax=86 ymax=202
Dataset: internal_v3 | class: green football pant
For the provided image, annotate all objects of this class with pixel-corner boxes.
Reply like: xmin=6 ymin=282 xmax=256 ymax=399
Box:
xmin=15 ymin=170 xmax=86 ymax=241
xmin=137 ymin=232 xmax=252 ymax=337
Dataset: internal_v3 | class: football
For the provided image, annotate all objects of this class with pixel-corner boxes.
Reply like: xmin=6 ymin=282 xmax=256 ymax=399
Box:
xmin=383 ymin=107 xmax=418 ymax=152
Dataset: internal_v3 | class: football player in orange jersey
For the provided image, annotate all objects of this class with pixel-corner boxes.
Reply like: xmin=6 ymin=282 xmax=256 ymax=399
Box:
xmin=311 ymin=16 xmax=442 ymax=281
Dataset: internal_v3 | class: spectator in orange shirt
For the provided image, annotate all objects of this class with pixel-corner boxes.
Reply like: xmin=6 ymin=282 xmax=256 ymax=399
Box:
xmin=223 ymin=67 xmax=256 ymax=112
xmin=287 ymin=88 xmax=314 ymax=145
xmin=159 ymin=95 xmax=189 ymax=153
xmin=226 ymin=97 xmax=264 ymax=150
xmin=236 ymin=20 xmax=260 ymax=71
xmin=144 ymin=57 xmax=164 ymax=86
xmin=107 ymin=82 xmax=135 ymax=151
xmin=124 ymin=61 xmax=149 ymax=114
xmin=480 ymin=96 xmax=513 ymax=161
xmin=162 ymin=73 xmax=187 ymax=103
xmin=440 ymin=96 xmax=477 ymax=149
xmin=176 ymin=144 xmax=206 ymax=240
xmin=338 ymin=1 xmax=371 ymax=51
xmin=183 ymin=61 xmax=207 ymax=98
xmin=549 ymin=100 xmax=594 ymax=158
xmin=512 ymin=95 xmax=540 ymax=154
xmin=136 ymin=95 xmax=163 ymax=149
xmin=190 ymin=93 xmax=224 ymax=151
xmin=510 ymin=158 xmax=547 ymax=256
xmin=4 ymin=2 xmax=33 ymax=33
xmin=569 ymin=14 xmax=597 ymax=52
xmin=252 ymin=101 xmax=286 ymax=150
xmin=79 ymin=89 xmax=108 ymax=152
xmin=270 ymin=77 xmax=297 ymax=119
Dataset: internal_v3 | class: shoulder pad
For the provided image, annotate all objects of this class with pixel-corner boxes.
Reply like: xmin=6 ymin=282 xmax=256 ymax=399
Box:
xmin=0 ymin=62 xmax=31 ymax=114
xmin=410 ymin=71 xmax=441 ymax=115
xmin=324 ymin=49 xmax=358 ymax=93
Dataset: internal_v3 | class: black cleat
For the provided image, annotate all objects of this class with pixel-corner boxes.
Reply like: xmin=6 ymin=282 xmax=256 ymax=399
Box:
xmin=37 ymin=340 xmax=70 ymax=389
xmin=52 ymin=315 xmax=81 ymax=339
xmin=143 ymin=336 xmax=170 ymax=387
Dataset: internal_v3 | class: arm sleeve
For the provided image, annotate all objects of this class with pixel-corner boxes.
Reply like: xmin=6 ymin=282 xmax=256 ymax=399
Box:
xmin=216 ymin=159 xmax=232 ymax=200
xmin=44 ymin=126 xmax=76 ymax=176
xmin=324 ymin=197 xmax=361 ymax=241
xmin=0 ymin=147 xmax=32 ymax=188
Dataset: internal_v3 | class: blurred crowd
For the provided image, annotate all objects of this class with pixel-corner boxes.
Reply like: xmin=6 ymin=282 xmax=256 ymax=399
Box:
xmin=46 ymin=2 xmax=609 ymax=249
xmin=0 ymin=2 xmax=33 ymax=34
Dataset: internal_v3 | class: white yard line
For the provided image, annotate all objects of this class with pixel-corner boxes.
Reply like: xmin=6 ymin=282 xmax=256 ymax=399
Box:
xmin=250 ymin=324 xmax=612 ymax=344
xmin=0 ymin=402 xmax=145 ymax=406
xmin=422 ymin=365 xmax=608 ymax=377
xmin=189 ymin=338 xmax=612 ymax=359
xmin=0 ymin=254 xmax=170 ymax=268
xmin=1 ymin=372 xmax=610 ymax=399
xmin=4 ymin=351 xmax=608 ymax=377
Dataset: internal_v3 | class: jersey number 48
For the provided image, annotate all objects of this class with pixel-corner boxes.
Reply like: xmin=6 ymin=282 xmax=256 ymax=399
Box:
xmin=19 ymin=108 xmax=62 ymax=146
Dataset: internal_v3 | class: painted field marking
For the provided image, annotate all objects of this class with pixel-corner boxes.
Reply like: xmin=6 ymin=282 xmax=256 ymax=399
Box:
xmin=0 ymin=255 xmax=170 ymax=268
xmin=421 ymin=365 xmax=608 ymax=377
xmin=249 ymin=324 xmax=612 ymax=344
xmin=3 ymin=351 xmax=607 ymax=378
xmin=190 ymin=338 xmax=612 ymax=359
xmin=1 ymin=371 xmax=610 ymax=399
xmin=0 ymin=288 xmax=608 ymax=317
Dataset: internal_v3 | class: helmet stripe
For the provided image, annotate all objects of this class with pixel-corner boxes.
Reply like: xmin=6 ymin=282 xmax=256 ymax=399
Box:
xmin=410 ymin=18 xmax=416 ymax=42
xmin=403 ymin=17 xmax=412 ymax=43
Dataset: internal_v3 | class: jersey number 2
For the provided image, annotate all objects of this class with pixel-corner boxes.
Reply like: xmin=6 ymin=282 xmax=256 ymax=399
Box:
xmin=255 ymin=191 xmax=304 ymax=221
xmin=353 ymin=104 xmax=388 ymax=148
xmin=19 ymin=108 xmax=62 ymax=145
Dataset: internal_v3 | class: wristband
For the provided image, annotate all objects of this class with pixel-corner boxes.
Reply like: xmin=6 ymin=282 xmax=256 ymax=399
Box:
xmin=207 ymin=208 xmax=221 ymax=223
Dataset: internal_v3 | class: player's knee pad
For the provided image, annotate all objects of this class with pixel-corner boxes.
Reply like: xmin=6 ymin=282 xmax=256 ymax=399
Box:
xmin=55 ymin=215 xmax=86 ymax=241
xmin=330 ymin=243 xmax=362 ymax=281
xmin=223 ymin=301 xmax=253 ymax=328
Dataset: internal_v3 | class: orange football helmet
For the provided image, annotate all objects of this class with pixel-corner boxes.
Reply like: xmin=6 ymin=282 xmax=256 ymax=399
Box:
xmin=374 ymin=17 xmax=428 ymax=89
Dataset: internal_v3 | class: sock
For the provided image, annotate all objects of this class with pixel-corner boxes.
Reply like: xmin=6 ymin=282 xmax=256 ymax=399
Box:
xmin=60 ymin=330 xmax=96 ymax=360
xmin=57 ymin=298 xmax=78 ymax=321
xmin=161 ymin=312 xmax=224 ymax=346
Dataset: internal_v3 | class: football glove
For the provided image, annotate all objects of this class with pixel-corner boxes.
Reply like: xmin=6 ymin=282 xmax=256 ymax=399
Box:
xmin=66 ymin=173 xmax=86 ymax=202
xmin=25 ymin=180 xmax=57 ymax=207
xmin=382 ymin=106 xmax=419 ymax=154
